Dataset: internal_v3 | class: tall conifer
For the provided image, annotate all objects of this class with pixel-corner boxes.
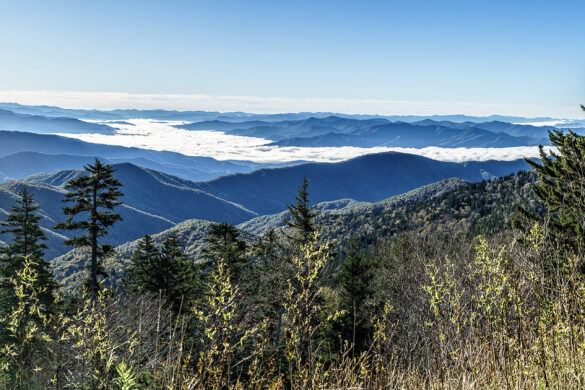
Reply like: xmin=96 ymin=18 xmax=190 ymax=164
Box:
xmin=284 ymin=177 xmax=319 ymax=247
xmin=55 ymin=159 xmax=123 ymax=291
xmin=0 ymin=188 xmax=57 ymax=313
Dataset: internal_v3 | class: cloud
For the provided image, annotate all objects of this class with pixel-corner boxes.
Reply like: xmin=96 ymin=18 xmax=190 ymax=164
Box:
xmin=0 ymin=90 xmax=582 ymax=119
xmin=53 ymin=119 xmax=550 ymax=164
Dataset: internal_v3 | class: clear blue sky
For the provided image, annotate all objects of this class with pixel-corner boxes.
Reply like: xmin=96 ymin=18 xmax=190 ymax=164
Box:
xmin=0 ymin=0 xmax=584 ymax=116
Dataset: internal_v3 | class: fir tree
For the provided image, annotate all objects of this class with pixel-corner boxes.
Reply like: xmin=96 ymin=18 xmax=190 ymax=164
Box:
xmin=335 ymin=244 xmax=374 ymax=353
xmin=159 ymin=232 xmax=198 ymax=312
xmin=202 ymin=222 xmax=249 ymax=283
xmin=123 ymin=234 xmax=161 ymax=294
xmin=125 ymin=233 xmax=197 ymax=312
xmin=283 ymin=177 xmax=319 ymax=247
xmin=517 ymin=108 xmax=585 ymax=253
xmin=54 ymin=159 xmax=123 ymax=292
xmin=0 ymin=188 xmax=57 ymax=312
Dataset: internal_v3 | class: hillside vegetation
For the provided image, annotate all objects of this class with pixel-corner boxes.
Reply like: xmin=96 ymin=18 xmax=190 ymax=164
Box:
xmin=3 ymin=123 xmax=585 ymax=388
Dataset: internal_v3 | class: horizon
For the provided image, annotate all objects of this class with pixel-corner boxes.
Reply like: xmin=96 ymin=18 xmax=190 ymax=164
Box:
xmin=0 ymin=91 xmax=582 ymax=119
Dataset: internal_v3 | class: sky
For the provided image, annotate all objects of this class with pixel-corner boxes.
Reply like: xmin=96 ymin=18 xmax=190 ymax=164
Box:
xmin=0 ymin=0 xmax=584 ymax=117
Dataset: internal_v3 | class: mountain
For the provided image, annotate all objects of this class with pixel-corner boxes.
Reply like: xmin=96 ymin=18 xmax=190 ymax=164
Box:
xmin=225 ymin=116 xmax=390 ymax=140
xmin=51 ymin=170 xmax=538 ymax=291
xmin=5 ymin=150 xmax=531 ymax=261
xmin=0 ymin=102 xmax=559 ymax=125
xmin=1 ymin=163 xmax=258 ymax=259
xmin=22 ymin=163 xmax=257 ymax=225
xmin=238 ymin=177 xmax=468 ymax=235
xmin=13 ymin=152 xmax=532 ymax=259
xmin=0 ymin=131 xmax=298 ymax=182
xmin=177 ymin=120 xmax=271 ymax=131
xmin=0 ymin=152 xmax=104 ymax=182
xmin=177 ymin=116 xmax=560 ymax=148
xmin=267 ymin=122 xmax=543 ymax=148
xmin=191 ymin=152 xmax=532 ymax=215
xmin=0 ymin=180 xmax=173 ymax=260
xmin=0 ymin=108 xmax=114 ymax=134
xmin=471 ymin=120 xmax=585 ymax=138
xmin=49 ymin=177 xmax=467 ymax=290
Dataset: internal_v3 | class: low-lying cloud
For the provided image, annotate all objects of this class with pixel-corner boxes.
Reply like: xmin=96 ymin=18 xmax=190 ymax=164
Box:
xmin=54 ymin=119 xmax=550 ymax=164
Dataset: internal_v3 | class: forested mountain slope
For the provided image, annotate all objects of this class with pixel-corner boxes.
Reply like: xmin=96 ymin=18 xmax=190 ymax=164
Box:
xmin=50 ymin=171 xmax=538 ymax=291
xmin=193 ymin=152 xmax=530 ymax=215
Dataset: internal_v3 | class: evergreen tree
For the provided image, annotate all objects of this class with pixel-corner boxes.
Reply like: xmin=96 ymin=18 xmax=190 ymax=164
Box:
xmin=160 ymin=232 xmax=198 ymax=310
xmin=334 ymin=244 xmax=374 ymax=353
xmin=123 ymin=234 xmax=161 ymax=294
xmin=202 ymin=222 xmax=249 ymax=282
xmin=54 ymin=159 xmax=123 ymax=292
xmin=0 ymin=188 xmax=57 ymax=312
xmin=284 ymin=177 xmax=319 ymax=248
xmin=518 ymin=109 xmax=585 ymax=253
xmin=125 ymin=233 xmax=197 ymax=312
xmin=254 ymin=229 xmax=289 ymax=347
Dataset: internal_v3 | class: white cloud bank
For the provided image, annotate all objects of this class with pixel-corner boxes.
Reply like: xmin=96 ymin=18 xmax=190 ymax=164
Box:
xmin=0 ymin=90 xmax=582 ymax=119
xmin=54 ymin=119 xmax=550 ymax=164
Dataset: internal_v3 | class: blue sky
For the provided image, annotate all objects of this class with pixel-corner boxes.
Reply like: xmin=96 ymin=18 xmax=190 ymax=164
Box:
xmin=0 ymin=0 xmax=584 ymax=117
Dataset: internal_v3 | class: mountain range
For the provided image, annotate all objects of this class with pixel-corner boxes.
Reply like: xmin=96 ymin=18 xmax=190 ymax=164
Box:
xmin=0 ymin=151 xmax=531 ymax=261
xmin=0 ymin=131 xmax=297 ymax=182
xmin=177 ymin=116 xmax=585 ymax=149
xmin=176 ymin=116 xmax=577 ymax=148
xmin=51 ymin=169 xmax=538 ymax=291
xmin=0 ymin=108 xmax=115 ymax=134
xmin=0 ymin=102 xmax=569 ymax=125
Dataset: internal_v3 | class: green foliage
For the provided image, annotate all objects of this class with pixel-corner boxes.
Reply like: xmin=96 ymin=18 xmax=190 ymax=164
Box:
xmin=9 ymin=116 xmax=585 ymax=388
xmin=202 ymin=222 xmax=249 ymax=283
xmin=115 ymin=361 xmax=137 ymax=390
xmin=55 ymin=158 xmax=123 ymax=291
xmin=0 ymin=257 xmax=54 ymax=389
xmin=0 ymin=188 xmax=57 ymax=315
xmin=125 ymin=233 xmax=198 ymax=313
xmin=334 ymin=243 xmax=375 ymax=353
xmin=521 ymin=128 xmax=585 ymax=253
xmin=282 ymin=234 xmax=338 ymax=385
xmin=284 ymin=177 xmax=319 ymax=247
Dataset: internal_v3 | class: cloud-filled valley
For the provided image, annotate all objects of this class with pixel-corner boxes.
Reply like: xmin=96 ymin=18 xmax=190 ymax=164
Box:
xmin=53 ymin=119 xmax=551 ymax=164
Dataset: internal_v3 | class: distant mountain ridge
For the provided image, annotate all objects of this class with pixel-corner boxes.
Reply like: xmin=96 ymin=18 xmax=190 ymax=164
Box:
xmin=190 ymin=152 xmax=531 ymax=215
xmin=176 ymin=116 xmax=571 ymax=148
xmin=0 ymin=108 xmax=114 ymax=134
xmin=0 ymin=102 xmax=562 ymax=124
xmin=0 ymin=131 xmax=299 ymax=182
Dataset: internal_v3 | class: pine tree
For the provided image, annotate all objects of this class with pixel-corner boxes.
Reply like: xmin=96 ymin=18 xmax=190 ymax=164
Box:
xmin=283 ymin=177 xmax=319 ymax=248
xmin=202 ymin=222 xmax=249 ymax=283
xmin=0 ymin=188 xmax=57 ymax=312
xmin=54 ymin=159 xmax=123 ymax=292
